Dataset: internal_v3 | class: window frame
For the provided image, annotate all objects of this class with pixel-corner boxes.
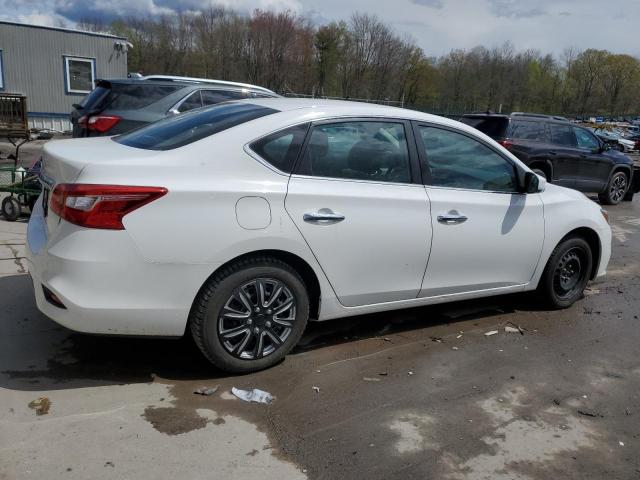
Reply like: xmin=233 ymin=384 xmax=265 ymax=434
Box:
xmin=412 ymin=121 xmax=523 ymax=194
xmin=63 ymin=55 xmax=96 ymax=95
xmin=245 ymin=122 xmax=311 ymax=175
xmin=290 ymin=117 xmax=422 ymax=186
xmin=0 ymin=49 xmax=4 ymax=91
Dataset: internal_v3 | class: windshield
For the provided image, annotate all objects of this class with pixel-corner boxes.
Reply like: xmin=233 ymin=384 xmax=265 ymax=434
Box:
xmin=114 ymin=103 xmax=278 ymax=150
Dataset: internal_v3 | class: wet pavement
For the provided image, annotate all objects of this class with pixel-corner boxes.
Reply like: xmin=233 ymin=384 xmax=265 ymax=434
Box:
xmin=1 ymin=196 xmax=640 ymax=479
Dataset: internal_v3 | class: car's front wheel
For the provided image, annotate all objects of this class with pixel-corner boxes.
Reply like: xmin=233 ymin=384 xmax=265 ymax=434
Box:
xmin=598 ymin=171 xmax=629 ymax=205
xmin=538 ymin=236 xmax=593 ymax=309
xmin=190 ymin=257 xmax=309 ymax=373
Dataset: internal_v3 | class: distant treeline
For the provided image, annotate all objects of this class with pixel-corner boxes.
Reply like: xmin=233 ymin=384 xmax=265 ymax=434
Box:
xmin=78 ymin=7 xmax=640 ymax=116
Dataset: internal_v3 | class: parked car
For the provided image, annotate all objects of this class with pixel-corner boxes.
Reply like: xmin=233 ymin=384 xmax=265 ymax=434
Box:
xmin=460 ymin=112 xmax=639 ymax=204
xmin=592 ymin=129 xmax=636 ymax=153
xmin=70 ymin=75 xmax=280 ymax=137
xmin=28 ymin=99 xmax=612 ymax=372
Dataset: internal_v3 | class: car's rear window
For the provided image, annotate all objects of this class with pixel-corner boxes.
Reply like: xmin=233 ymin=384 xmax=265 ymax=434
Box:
xmin=78 ymin=82 xmax=184 ymax=111
xmin=114 ymin=103 xmax=278 ymax=150
xmin=460 ymin=116 xmax=509 ymax=139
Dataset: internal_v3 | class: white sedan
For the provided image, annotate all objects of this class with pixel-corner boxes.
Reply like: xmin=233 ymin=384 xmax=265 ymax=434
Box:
xmin=27 ymin=99 xmax=611 ymax=372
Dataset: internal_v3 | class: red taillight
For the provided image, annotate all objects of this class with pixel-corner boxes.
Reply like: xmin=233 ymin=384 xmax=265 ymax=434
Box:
xmin=50 ymin=184 xmax=167 ymax=230
xmin=77 ymin=115 xmax=121 ymax=133
xmin=498 ymin=139 xmax=513 ymax=150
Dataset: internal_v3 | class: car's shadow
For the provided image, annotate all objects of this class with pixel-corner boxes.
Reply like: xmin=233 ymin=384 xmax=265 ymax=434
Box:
xmin=0 ymin=273 xmax=549 ymax=392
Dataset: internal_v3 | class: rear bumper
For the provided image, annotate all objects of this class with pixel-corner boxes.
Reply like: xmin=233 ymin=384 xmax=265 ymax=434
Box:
xmin=26 ymin=196 xmax=215 ymax=337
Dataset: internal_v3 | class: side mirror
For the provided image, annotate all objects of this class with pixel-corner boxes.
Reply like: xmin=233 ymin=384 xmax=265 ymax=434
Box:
xmin=523 ymin=171 xmax=542 ymax=193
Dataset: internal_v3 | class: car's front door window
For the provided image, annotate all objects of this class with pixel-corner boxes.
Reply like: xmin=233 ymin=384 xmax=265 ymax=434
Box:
xmin=574 ymin=127 xmax=600 ymax=150
xmin=418 ymin=126 xmax=517 ymax=192
xmin=297 ymin=121 xmax=411 ymax=184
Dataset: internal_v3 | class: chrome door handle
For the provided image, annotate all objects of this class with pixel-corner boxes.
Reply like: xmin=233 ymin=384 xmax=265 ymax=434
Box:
xmin=303 ymin=209 xmax=345 ymax=223
xmin=437 ymin=213 xmax=468 ymax=225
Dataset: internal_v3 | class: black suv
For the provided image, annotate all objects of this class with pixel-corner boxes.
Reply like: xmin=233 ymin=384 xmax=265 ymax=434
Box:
xmin=71 ymin=75 xmax=279 ymax=138
xmin=460 ymin=112 xmax=639 ymax=204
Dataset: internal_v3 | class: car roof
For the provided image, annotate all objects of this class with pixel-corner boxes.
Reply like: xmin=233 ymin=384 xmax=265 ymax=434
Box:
xmin=236 ymin=97 xmax=458 ymax=123
xmin=99 ymin=78 xmax=277 ymax=94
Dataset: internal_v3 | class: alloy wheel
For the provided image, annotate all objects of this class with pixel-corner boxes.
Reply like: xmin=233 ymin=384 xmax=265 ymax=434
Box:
xmin=218 ymin=278 xmax=296 ymax=360
xmin=609 ymin=173 xmax=627 ymax=203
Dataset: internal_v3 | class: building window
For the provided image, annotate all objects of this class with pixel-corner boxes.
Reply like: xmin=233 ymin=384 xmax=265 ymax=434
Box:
xmin=0 ymin=50 xmax=4 ymax=90
xmin=64 ymin=56 xmax=95 ymax=94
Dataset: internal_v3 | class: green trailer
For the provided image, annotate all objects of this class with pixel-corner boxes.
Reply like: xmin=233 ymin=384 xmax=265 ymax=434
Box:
xmin=0 ymin=93 xmax=41 ymax=221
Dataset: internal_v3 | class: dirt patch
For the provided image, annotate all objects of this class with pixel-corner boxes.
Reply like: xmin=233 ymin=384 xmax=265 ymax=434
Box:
xmin=142 ymin=406 xmax=210 ymax=435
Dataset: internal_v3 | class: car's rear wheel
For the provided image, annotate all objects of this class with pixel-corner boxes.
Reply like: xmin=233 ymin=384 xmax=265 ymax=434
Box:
xmin=190 ymin=257 xmax=309 ymax=373
xmin=1 ymin=196 xmax=21 ymax=221
xmin=538 ymin=236 xmax=592 ymax=309
xmin=598 ymin=171 xmax=628 ymax=205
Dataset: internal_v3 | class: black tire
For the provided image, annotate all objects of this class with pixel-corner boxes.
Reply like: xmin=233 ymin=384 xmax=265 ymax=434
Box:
xmin=27 ymin=195 xmax=38 ymax=212
xmin=532 ymin=168 xmax=547 ymax=180
xmin=537 ymin=236 xmax=592 ymax=309
xmin=598 ymin=171 xmax=629 ymax=205
xmin=190 ymin=256 xmax=309 ymax=373
xmin=1 ymin=196 xmax=21 ymax=221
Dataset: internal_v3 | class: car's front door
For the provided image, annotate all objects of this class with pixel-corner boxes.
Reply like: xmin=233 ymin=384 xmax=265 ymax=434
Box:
xmin=573 ymin=126 xmax=611 ymax=192
xmin=547 ymin=122 xmax=580 ymax=188
xmin=414 ymin=123 xmax=544 ymax=297
xmin=285 ymin=119 xmax=431 ymax=307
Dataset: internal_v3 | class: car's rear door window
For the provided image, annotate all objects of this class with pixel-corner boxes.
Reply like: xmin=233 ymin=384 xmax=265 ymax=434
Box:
xmin=201 ymin=89 xmax=248 ymax=106
xmin=549 ymin=124 xmax=577 ymax=147
xmin=509 ymin=120 xmax=545 ymax=141
xmin=296 ymin=121 xmax=411 ymax=183
xmin=418 ymin=126 xmax=517 ymax=192
xmin=177 ymin=91 xmax=203 ymax=112
xmin=250 ymin=124 xmax=309 ymax=173
xmin=115 ymin=103 xmax=278 ymax=150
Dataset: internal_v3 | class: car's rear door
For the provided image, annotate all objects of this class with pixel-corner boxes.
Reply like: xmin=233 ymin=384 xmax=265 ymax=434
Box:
xmin=414 ymin=123 xmax=544 ymax=296
xmin=285 ymin=118 xmax=432 ymax=307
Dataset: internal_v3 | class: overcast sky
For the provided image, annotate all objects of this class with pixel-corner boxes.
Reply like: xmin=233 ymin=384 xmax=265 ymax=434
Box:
xmin=2 ymin=0 xmax=639 ymax=57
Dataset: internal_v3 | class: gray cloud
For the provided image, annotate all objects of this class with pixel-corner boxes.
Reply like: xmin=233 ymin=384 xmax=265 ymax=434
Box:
xmin=487 ymin=0 xmax=546 ymax=18
xmin=409 ymin=0 xmax=444 ymax=8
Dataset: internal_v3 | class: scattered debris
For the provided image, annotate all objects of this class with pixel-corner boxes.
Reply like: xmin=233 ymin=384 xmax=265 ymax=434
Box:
xmin=430 ymin=336 xmax=443 ymax=343
xmin=378 ymin=372 xmax=388 ymax=376
xmin=553 ymin=399 xmax=561 ymax=406
xmin=619 ymin=441 xmax=625 ymax=447
xmin=408 ymin=371 xmax=414 ymax=375
xmin=625 ymin=408 xmax=632 ymax=416
xmin=577 ymin=409 xmax=602 ymax=418
xmin=452 ymin=346 xmax=459 ymax=350
xmin=505 ymin=322 xmax=525 ymax=334
xmin=193 ymin=386 xmax=219 ymax=396
xmin=312 ymin=386 xmax=320 ymax=393
xmin=456 ymin=334 xmax=462 ymax=339
xmin=104 ymin=461 xmax=115 ymax=468
xmin=315 ymin=370 xmax=321 ymax=373
xmin=382 ymin=337 xmax=392 ymax=342
xmin=28 ymin=397 xmax=50 ymax=415
xmin=231 ymin=387 xmax=274 ymax=404
xmin=363 ymin=377 xmax=381 ymax=382
xmin=582 ymin=395 xmax=588 ymax=399
xmin=484 ymin=330 xmax=499 ymax=336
